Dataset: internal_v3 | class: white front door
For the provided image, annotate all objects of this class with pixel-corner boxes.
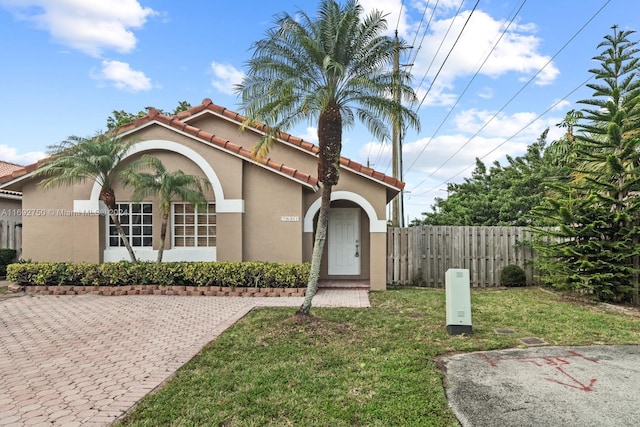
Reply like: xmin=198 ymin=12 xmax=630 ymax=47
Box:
xmin=328 ymin=208 xmax=361 ymax=275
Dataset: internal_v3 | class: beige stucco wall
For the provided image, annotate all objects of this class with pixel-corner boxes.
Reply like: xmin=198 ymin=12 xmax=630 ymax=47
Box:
xmin=369 ymin=233 xmax=387 ymax=290
xmin=187 ymin=112 xmax=320 ymax=182
xmin=242 ymin=162 xmax=304 ymax=263
xmin=123 ymin=126 xmax=244 ymax=199
xmin=20 ymin=179 xmax=101 ymax=262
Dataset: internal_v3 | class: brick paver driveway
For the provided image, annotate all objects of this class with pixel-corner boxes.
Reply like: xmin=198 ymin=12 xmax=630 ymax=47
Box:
xmin=0 ymin=290 xmax=368 ymax=426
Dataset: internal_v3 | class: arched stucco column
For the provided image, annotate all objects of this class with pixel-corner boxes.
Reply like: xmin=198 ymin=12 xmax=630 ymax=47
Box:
xmin=303 ymin=190 xmax=387 ymax=290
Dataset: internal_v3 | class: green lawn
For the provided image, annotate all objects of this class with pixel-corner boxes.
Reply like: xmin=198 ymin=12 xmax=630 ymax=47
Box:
xmin=118 ymin=287 xmax=640 ymax=427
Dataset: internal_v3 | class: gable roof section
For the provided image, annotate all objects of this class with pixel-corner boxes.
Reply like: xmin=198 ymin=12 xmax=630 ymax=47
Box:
xmin=117 ymin=109 xmax=319 ymax=190
xmin=176 ymin=98 xmax=405 ymax=191
xmin=1 ymin=99 xmax=404 ymax=195
xmin=0 ymin=110 xmax=320 ymax=192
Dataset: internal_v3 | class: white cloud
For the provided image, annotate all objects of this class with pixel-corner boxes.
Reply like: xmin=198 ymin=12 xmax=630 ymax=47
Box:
xmin=298 ymin=127 xmax=319 ymax=144
xmin=0 ymin=145 xmax=47 ymax=165
xmin=210 ymin=62 xmax=244 ymax=95
xmin=477 ymin=87 xmax=493 ymax=99
xmin=0 ymin=0 xmax=156 ymax=57
xmin=551 ymin=99 xmax=572 ymax=111
xmin=92 ymin=60 xmax=152 ymax=92
xmin=453 ymin=109 xmax=543 ymax=138
xmin=406 ymin=9 xmax=559 ymax=89
xmin=392 ymin=109 xmax=563 ymax=192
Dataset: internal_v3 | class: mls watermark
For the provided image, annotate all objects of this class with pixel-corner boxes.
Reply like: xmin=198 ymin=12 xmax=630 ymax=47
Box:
xmin=1 ymin=209 xmax=126 ymax=217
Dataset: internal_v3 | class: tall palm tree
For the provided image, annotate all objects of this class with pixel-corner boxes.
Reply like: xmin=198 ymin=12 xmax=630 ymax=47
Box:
xmin=236 ymin=0 xmax=420 ymax=315
xmin=120 ymin=155 xmax=209 ymax=262
xmin=36 ymin=133 xmax=138 ymax=262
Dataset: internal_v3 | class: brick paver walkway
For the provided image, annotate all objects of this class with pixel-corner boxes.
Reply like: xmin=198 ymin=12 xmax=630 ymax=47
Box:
xmin=0 ymin=290 xmax=369 ymax=426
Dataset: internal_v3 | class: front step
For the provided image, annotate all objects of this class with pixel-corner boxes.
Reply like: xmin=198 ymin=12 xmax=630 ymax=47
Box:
xmin=318 ymin=280 xmax=370 ymax=289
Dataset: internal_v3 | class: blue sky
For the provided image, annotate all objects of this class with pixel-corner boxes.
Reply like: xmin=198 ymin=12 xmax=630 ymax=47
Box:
xmin=0 ymin=0 xmax=637 ymax=221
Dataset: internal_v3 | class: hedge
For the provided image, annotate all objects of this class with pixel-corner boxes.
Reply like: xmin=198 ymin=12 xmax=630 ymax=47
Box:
xmin=6 ymin=261 xmax=311 ymax=289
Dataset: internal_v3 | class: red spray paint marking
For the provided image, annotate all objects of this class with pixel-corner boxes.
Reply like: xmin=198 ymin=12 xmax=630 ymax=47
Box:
xmin=548 ymin=366 xmax=597 ymax=391
xmin=477 ymin=350 xmax=598 ymax=392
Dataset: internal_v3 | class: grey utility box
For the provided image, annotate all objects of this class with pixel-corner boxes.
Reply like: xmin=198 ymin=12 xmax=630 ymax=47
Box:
xmin=445 ymin=268 xmax=473 ymax=335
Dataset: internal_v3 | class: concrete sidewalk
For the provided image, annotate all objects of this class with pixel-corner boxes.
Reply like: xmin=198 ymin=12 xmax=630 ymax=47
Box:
xmin=443 ymin=345 xmax=640 ymax=427
xmin=0 ymin=290 xmax=369 ymax=426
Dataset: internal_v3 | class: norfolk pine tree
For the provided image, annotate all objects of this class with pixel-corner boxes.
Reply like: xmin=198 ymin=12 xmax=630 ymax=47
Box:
xmin=533 ymin=26 xmax=640 ymax=303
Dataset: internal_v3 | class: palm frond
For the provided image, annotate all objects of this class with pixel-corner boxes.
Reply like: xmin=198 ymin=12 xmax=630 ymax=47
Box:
xmin=236 ymin=0 xmax=420 ymax=162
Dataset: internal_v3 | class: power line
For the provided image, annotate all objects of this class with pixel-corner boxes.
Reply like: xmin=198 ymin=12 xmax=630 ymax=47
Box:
xmin=411 ymin=0 xmax=467 ymax=108
xmin=374 ymin=0 xmax=469 ymax=175
xmin=406 ymin=0 xmax=611 ymax=194
xmin=414 ymin=0 xmax=479 ymax=112
xmin=406 ymin=0 xmax=438 ymax=76
xmin=395 ymin=0 xmax=405 ymax=34
xmin=404 ymin=0 xmax=526 ymax=176
xmin=414 ymin=74 xmax=593 ymax=197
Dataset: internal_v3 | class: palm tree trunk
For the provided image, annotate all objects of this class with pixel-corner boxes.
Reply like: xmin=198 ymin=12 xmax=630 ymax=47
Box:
xmin=157 ymin=214 xmax=168 ymax=263
xmin=109 ymin=212 xmax=138 ymax=263
xmin=101 ymin=187 xmax=137 ymax=262
xmin=297 ymin=183 xmax=332 ymax=316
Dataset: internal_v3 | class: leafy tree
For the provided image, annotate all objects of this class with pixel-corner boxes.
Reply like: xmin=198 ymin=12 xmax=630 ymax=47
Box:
xmin=35 ymin=133 xmax=138 ymax=262
xmin=418 ymin=158 xmax=494 ymax=226
xmin=545 ymin=109 xmax=583 ymax=169
xmin=532 ymin=26 xmax=640 ymax=303
xmin=236 ymin=0 xmax=420 ymax=315
xmin=106 ymin=101 xmax=192 ymax=131
xmin=120 ymin=155 xmax=209 ymax=262
xmin=417 ymin=130 xmax=559 ymax=226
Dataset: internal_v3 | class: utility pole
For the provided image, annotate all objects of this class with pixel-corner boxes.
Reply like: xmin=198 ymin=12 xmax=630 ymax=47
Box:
xmin=390 ymin=32 xmax=412 ymax=227
xmin=391 ymin=31 xmax=402 ymax=228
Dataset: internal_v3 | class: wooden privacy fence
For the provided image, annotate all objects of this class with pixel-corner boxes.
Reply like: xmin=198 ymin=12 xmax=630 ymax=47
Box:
xmin=387 ymin=226 xmax=537 ymax=287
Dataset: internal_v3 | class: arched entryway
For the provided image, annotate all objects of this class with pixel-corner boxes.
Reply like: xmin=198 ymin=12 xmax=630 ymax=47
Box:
xmin=303 ymin=191 xmax=388 ymax=290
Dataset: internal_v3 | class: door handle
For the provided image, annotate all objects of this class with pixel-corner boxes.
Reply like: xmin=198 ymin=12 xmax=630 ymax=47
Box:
xmin=355 ymin=240 xmax=359 ymax=258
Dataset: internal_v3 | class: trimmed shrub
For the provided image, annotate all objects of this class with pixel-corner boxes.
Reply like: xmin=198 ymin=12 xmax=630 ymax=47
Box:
xmin=0 ymin=249 xmax=17 ymax=277
xmin=500 ymin=264 xmax=527 ymax=287
xmin=6 ymin=261 xmax=311 ymax=289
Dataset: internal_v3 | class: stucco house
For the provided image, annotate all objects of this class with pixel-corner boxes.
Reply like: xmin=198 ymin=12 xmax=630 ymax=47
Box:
xmin=0 ymin=99 xmax=403 ymax=290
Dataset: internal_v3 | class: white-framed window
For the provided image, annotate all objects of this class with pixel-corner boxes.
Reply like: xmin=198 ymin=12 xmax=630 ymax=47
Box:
xmin=172 ymin=202 xmax=216 ymax=247
xmin=108 ymin=202 xmax=153 ymax=247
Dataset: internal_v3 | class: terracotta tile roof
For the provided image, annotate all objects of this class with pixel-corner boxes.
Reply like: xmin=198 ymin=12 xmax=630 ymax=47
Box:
xmin=0 ymin=161 xmax=39 ymax=184
xmin=0 ymin=161 xmax=23 ymax=177
xmin=177 ymin=98 xmax=405 ymax=190
xmin=119 ymin=109 xmax=319 ymax=190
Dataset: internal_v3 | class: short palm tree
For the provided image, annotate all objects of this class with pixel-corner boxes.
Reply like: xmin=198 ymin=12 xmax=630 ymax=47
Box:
xmin=236 ymin=0 xmax=420 ymax=315
xmin=36 ymin=133 xmax=138 ymax=262
xmin=120 ymin=155 xmax=209 ymax=262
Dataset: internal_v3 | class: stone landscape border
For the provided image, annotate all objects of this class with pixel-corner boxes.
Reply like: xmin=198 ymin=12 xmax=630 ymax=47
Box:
xmin=19 ymin=285 xmax=306 ymax=297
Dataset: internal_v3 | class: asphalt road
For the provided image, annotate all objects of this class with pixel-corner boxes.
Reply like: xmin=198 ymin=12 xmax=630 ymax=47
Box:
xmin=442 ymin=345 xmax=640 ymax=427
